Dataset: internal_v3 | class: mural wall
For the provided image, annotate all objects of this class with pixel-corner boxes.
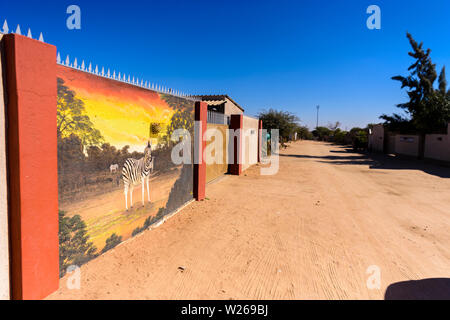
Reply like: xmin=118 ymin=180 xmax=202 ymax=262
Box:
xmin=56 ymin=66 xmax=194 ymax=276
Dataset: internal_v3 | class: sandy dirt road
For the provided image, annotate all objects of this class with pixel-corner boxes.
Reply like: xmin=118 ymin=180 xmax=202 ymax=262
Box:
xmin=48 ymin=141 xmax=450 ymax=300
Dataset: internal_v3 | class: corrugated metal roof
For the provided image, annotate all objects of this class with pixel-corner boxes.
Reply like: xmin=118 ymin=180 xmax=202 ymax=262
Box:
xmin=192 ymin=94 xmax=245 ymax=112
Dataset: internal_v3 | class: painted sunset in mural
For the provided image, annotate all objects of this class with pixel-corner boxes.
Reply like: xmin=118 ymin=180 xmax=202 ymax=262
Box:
xmin=57 ymin=66 xmax=175 ymax=152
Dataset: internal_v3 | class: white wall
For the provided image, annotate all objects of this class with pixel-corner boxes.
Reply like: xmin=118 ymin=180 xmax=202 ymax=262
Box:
xmin=369 ymin=124 xmax=384 ymax=153
xmin=395 ymin=135 xmax=420 ymax=157
xmin=0 ymin=34 xmax=10 ymax=300
xmin=242 ymin=116 xmax=259 ymax=171
xmin=425 ymin=124 xmax=450 ymax=162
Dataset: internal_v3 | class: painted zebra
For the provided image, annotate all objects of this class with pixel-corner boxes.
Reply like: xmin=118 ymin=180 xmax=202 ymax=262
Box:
xmin=122 ymin=141 xmax=153 ymax=210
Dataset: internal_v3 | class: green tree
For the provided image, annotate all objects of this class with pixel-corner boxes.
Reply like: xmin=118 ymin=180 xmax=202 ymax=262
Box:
xmin=312 ymin=127 xmax=332 ymax=141
xmin=258 ymin=109 xmax=300 ymax=143
xmin=295 ymin=125 xmax=313 ymax=140
xmin=381 ymin=33 xmax=450 ymax=138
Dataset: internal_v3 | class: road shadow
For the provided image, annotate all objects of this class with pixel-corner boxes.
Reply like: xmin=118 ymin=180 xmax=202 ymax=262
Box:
xmin=385 ymin=278 xmax=450 ymax=300
xmin=279 ymin=149 xmax=450 ymax=178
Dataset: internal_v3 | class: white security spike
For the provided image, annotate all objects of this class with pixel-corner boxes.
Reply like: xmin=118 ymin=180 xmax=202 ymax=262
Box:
xmin=27 ymin=28 xmax=32 ymax=38
xmin=145 ymin=81 xmax=148 ymax=88
xmin=38 ymin=32 xmax=44 ymax=42
xmin=123 ymin=74 xmax=126 ymax=81
xmin=81 ymin=60 xmax=85 ymax=70
xmin=73 ymin=58 xmax=78 ymax=68
xmin=57 ymin=52 xmax=61 ymax=64
xmin=107 ymin=69 xmax=110 ymax=77
xmin=127 ymin=75 xmax=130 ymax=83
xmin=65 ymin=55 xmax=70 ymax=66
xmin=2 ymin=20 xmax=8 ymax=34
xmin=132 ymin=76 xmax=135 ymax=84
xmin=113 ymin=71 xmax=116 ymax=79
xmin=141 ymin=79 xmax=144 ymax=86
xmin=88 ymin=63 xmax=92 ymax=72
xmin=95 ymin=65 xmax=98 ymax=74
xmin=15 ymin=24 xmax=21 ymax=35
xmin=101 ymin=67 xmax=105 ymax=76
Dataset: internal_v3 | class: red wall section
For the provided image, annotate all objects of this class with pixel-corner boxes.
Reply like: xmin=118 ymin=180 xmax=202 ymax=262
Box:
xmin=4 ymin=34 xmax=59 ymax=300
xmin=229 ymin=114 xmax=243 ymax=175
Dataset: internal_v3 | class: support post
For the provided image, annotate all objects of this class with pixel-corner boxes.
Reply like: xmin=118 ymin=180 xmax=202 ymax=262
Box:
xmin=4 ymin=34 xmax=59 ymax=300
xmin=229 ymin=114 xmax=243 ymax=175
xmin=194 ymin=101 xmax=207 ymax=201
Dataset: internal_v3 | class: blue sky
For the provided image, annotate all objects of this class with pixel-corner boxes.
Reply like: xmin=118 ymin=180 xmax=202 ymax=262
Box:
xmin=2 ymin=0 xmax=450 ymax=129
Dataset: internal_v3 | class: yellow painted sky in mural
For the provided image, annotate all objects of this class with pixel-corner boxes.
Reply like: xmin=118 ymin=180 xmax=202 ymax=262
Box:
xmin=57 ymin=66 xmax=174 ymax=152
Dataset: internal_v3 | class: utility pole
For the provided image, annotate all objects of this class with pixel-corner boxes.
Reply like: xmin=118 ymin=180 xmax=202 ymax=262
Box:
xmin=316 ymin=105 xmax=320 ymax=129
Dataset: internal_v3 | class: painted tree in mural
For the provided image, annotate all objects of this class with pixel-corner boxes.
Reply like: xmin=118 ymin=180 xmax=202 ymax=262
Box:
xmin=57 ymin=78 xmax=104 ymax=147
xmin=160 ymin=94 xmax=195 ymax=145
xmin=59 ymin=211 xmax=97 ymax=277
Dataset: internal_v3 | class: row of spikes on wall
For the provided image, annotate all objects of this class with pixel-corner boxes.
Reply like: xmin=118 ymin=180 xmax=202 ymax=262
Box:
xmin=58 ymin=53 xmax=193 ymax=98
xmin=0 ymin=19 xmax=44 ymax=41
xmin=1 ymin=18 xmax=197 ymax=100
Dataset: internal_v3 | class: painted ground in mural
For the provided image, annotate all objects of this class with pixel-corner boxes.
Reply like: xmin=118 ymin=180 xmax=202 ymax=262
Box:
xmin=57 ymin=66 xmax=194 ymax=276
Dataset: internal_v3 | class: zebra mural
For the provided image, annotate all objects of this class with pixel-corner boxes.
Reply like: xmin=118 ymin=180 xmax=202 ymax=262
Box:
xmin=122 ymin=141 xmax=153 ymax=210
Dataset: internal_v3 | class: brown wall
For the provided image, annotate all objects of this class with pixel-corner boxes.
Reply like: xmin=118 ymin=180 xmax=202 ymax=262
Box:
xmin=205 ymin=123 xmax=228 ymax=183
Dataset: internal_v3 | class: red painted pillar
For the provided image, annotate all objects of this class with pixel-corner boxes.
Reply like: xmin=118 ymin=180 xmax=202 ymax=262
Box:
xmin=257 ymin=119 xmax=263 ymax=163
xmin=229 ymin=114 xmax=243 ymax=175
xmin=4 ymin=34 xmax=59 ymax=300
xmin=194 ymin=101 xmax=207 ymax=201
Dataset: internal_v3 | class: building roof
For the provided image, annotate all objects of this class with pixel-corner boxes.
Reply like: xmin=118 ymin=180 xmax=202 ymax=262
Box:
xmin=192 ymin=94 xmax=245 ymax=112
